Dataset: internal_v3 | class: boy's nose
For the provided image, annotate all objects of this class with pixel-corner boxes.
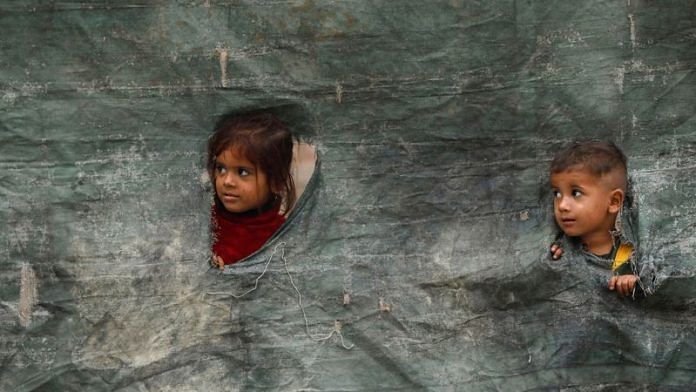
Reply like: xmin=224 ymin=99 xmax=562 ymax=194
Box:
xmin=558 ymin=197 xmax=571 ymax=211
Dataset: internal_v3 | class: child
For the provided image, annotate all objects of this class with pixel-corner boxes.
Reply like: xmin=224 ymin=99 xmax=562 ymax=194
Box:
xmin=548 ymin=141 xmax=641 ymax=297
xmin=207 ymin=111 xmax=296 ymax=268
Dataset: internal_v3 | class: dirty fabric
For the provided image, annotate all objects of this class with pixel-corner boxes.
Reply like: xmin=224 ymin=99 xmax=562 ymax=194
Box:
xmin=2 ymin=1 xmax=696 ymax=390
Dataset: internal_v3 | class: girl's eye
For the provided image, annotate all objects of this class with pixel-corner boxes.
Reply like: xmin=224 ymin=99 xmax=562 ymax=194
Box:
xmin=572 ymin=189 xmax=582 ymax=197
xmin=215 ymin=164 xmax=226 ymax=174
xmin=238 ymin=168 xmax=250 ymax=177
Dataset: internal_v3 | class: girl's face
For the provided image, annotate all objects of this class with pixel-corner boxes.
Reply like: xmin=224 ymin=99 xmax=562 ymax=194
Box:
xmin=214 ymin=147 xmax=272 ymax=213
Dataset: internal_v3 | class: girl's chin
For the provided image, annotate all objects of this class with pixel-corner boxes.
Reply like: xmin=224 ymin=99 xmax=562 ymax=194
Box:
xmin=224 ymin=205 xmax=248 ymax=214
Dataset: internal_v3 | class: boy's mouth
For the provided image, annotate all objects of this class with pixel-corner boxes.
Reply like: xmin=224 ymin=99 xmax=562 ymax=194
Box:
xmin=560 ymin=218 xmax=576 ymax=226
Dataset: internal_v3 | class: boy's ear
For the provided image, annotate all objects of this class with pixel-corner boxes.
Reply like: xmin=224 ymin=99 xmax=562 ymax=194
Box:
xmin=608 ymin=188 xmax=625 ymax=214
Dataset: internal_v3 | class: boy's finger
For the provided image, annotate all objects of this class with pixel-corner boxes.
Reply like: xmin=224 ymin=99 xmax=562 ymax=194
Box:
xmin=622 ymin=280 xmax=631 ymax=296
xmin=618 ymin=279 xmax=626 ymax=295
xmin=625 ymin=276 xmax=637 ymax=296
xmin=608 ymin=276 xmax=616 ymax=290
xmin=549 ymin=243 xmax=564 ymax=260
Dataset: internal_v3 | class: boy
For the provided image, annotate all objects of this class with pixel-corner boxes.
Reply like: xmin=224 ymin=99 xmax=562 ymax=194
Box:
xmin=548 ymin=141 xmax=640 ymax=297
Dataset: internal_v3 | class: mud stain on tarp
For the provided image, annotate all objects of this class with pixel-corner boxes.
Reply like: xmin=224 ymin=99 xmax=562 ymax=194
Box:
xmin=19 ymin=264 xmax=38 ymax=328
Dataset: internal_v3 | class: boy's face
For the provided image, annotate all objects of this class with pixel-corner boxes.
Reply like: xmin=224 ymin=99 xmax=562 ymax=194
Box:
xmin=214 ymin=148 xmax=272 ymax=214
xmin=550 ymin=168 xmax=621 ymax=242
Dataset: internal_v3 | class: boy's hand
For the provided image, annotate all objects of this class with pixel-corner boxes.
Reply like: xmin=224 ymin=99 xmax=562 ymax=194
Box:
xmin=608 ymin=274 xmax=638 ymax=297
xmin=550 ymin=243 xmax=563 ymax=260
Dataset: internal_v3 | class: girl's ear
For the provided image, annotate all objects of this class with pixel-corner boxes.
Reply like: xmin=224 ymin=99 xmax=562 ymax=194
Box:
xmin=270 ymin=181 xmax=283 ymax=195
xmin=608 ymin=188 xmax=625 ymax=214
xmin=269 ymin=180 xmax=279 ymax=193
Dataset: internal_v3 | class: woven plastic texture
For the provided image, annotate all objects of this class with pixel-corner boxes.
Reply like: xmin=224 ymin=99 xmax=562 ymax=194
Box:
xmin=2 ymin=1 xmax=696 ymax=390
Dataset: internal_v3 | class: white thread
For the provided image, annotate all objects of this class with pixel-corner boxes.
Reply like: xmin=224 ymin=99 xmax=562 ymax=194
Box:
xmin=280 ymin=244 xmax=354 ymax=350
xmin=229 ymin=243 xmax=279 ymax=298
xmin=229 ymin=242 xmax=354 ymax=350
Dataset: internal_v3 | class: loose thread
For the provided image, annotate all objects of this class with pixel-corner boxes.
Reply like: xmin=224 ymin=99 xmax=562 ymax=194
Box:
xmin=229 ymin=242 xmax=279 ymax=299
xmin=279 ymin=245 xmax=354 ymax=350
xmin=230 ymin=242 xmax=354 ymax=350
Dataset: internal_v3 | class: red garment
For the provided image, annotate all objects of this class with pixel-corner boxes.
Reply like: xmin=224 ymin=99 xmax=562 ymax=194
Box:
xmin=211 ymin=199 xmax=286 ymax=265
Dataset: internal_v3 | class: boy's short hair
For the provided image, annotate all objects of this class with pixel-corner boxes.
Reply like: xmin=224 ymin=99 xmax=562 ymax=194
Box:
xmin=550 ymin=141 xmax=628 ymax=190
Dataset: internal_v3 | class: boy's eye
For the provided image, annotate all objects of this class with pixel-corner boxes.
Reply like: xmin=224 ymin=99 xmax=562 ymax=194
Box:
xmin=552 ymin=190 xmax=561 ymax=198
xmin=572 ymin=189 xmax=582 ymax=197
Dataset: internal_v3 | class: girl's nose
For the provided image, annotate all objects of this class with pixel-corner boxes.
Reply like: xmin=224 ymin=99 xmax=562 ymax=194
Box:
xmin=223 ymin=173 xmax=236 ymax=187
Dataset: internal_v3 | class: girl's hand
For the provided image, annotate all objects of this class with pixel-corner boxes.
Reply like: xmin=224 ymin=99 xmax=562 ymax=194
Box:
xmin=550 ymin=243 xmax=563 ymax=260
xmin=608 ymin=274 xmax=638 ymax=297
xmin=212 ymin=254 xmax=225 ymax=270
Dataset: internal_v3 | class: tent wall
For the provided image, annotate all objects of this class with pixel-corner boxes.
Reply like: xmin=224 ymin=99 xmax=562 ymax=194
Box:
xmin=1 ymin=1 xmax=696 ymax=390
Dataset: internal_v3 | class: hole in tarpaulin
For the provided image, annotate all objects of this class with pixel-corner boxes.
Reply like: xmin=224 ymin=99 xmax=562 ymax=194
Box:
xmin=205 ymin=105 xmax=319 ymax=271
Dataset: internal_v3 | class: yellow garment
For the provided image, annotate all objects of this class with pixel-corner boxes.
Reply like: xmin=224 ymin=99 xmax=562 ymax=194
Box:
xmin=611 ymin=243 xmax=634 ymax=272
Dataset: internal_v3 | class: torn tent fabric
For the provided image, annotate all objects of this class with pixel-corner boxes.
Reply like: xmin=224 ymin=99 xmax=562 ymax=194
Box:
xmin=2 ymin=1 xmax=696 ymax=390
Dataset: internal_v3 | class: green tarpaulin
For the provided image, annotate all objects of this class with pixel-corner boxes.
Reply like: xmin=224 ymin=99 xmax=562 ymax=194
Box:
xmin=2 ymin=1 xmax=696 ymax=390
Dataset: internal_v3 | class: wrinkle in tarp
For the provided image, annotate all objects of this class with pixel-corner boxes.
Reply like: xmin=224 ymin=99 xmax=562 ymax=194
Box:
xmin=1 ymin=1 xmax=696 ymax=391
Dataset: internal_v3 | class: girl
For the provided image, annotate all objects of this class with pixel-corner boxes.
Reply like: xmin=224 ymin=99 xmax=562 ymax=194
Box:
xmin=207 ymin=111 xmax=296 ymax=268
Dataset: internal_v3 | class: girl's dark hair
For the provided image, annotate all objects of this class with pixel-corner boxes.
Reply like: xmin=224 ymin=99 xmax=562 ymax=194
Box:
xmin=550 ymin=141 xmax=628 ymax=190
xmin=207 ymin=111 xmax=296 ymax=214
